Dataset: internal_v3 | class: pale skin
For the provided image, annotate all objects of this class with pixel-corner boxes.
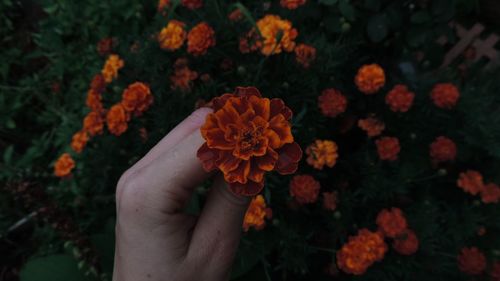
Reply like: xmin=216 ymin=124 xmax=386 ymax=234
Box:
xmin=113 ymin=108 xmax=250 ymax=281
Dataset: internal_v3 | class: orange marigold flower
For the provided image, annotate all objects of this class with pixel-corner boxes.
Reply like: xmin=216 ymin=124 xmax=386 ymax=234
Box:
xmin=158 ymin=20 xmax=187 ymax=51
xmin=392 ymin=229 xmax=419 ymax=255
xmin=256 ymin=14 xmax=298 ymax=56
xmin=121 ymin=82 xmax=153 ymax=117
xmin=322 ymin=191 xmax=338 ymax=211
xmin=83 ymin=111 xmax=104 ymax=136
xmin=228 ymin=9 xmax=243 ymax=21
xmin=181 ymin=0 xmax=202 ymax=9
xmin=355 ymin=64 xmax=385 ymax=95
xmin=197 ymin=87 xmax=302 ymax=196
xmin=457 ymin=170 xmax=484 ymax=195
xmin=318 ymin=88 xmax=348 ymax=118
xmin=358 ymin=116 xmax=385 ymax=138
xmin=294 ymin=43 xmax=316 ymax=68
xmin=491 ymin=262 xmax=500 ymax=281
xmin=102 ymin=54 xmax=124 ymax=83
xmin=106 ymin=104 xmax=130 ymax=136
xmin=337 ymin=229 xmax=388 ymax=275
xmin=430 ymin=136 xmax=457 ymax=164
xmin=385 ymin=84 xmax=415 ymax=112
xmin=289 ymin=175 xmax=320 ymax=204
xmin=90 ymin=74 xmax=106 ymax=93
xmin=306 ymin=140 xmax=338 ymax=169
xmin=376 ymin=137 xmax=400 ymax=161
xmin=481 ymin=183 xmax=500 ymax=204
xmin=70 ymin=130 xmax=89 ymax=154
xmin=54 ymin=153 xmax=75 ymax=178
xmin=86 ymin=89 xmax=103 ymax=113
xmin=376 ymin=207 xmax=408 ymax=238
xmin=170 ymin=58 xmax=198 ymax=92
xmin=187 ymin=22 xmax=216 ymax=56
xmin=280 ymin=0 xmax=307 ymax=9
xmin=97 ymin=37 xmax=114 ymax=56
xmin=157 ymin=0 xmax=171 ymax=12
xmin=243 ymin=195 xmax=272 ymax=231
xmin=457 ymin=247 xmax=486 ymax=275
xmin=431 ymin=83 xmax=460 ymax=109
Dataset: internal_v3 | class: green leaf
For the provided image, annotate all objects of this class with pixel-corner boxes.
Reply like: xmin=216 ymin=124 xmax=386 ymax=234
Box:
xmin=364 ymin=0 xmax=381 ymax=11
xmin=411 ymin=11 xmax=432 ymax=24
xmin=3 ymin=145 xmax=14 ymax=164
xmin=339 ymin=0 xmax=356 ymax=21
xmin=319 ymin=0 xmax=338 ymax=5
xmin=20 ymin=255 xmax=94 ymax=281
xmin=431 ymin=0 xmax=454 ymax=16
xmin=366 ymin=14 xmax=388 ymax=43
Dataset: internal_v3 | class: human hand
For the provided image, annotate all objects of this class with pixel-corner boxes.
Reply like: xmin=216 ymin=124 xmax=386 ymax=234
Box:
xmin=113 ymin=108 xmax=250 ymax=281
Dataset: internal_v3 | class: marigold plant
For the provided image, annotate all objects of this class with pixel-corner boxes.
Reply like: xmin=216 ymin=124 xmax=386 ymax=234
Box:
xmin=158 ymin=20 xmax=187 ymax=51
xmin=355 ymin=64 xmax=385 ymax=94
xmin=255 ymin=14 xmax=298 ymax=56
xmin=289 ymin=174 xmax=320 ymax=204
xmin=83 ymin=111 xmax=104 ymax=136
xmin=280 ymin=0 xmax=307 ymax=9
xmin=376 ymin=207 xmax=408 ymax=238
xmin=187 ymin=22 xmax=216 ymax=56
xmin=243 ymin=195 xmax=272 ymax=231
xmin=430 ymin=136 xmax=457 ymax=164
xmin=306 ymin=139 xmax=338 ymax=169
xmin=317 ymin=88 xmax=347 ymax=118
xmin=101 ymin=54 xmax=124 ymax=83
xmin=54 ymin=153 xmax=76 ymax=178
xmin=358 ymin=116 xmax=385 ymax=138
xmin=121 ymin=82 xmax=153 ymax=117
xmin=70 ymin=130 xmax=89 ymax=154
xmin=385 ymin=84 xmax=415 ymax=112
xmin=106 ymin=104 xmax=130 ymax=136
xmin=392 ymin=229 xmax=419 ymax=255
xmin=294 ymin=43 xmax=316 ymax=68
xmin=457 ymin=170 xmax=484 ymax=195
xmin=457 ymin=247 xmax=487 ymax=275
xmin=376 ymin=137 xmax=400 ymax=161
xmin=431 ymin=83 xmax=460 ymax=109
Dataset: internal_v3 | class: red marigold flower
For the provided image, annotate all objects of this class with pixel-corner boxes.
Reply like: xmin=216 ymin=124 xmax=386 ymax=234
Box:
xmin=228 ymin=8 xmax=243 ymax=22
xmin=86 ymin=89 xmax=103 ymax=113
xmin=121 ymin=82 xmax=153 ymax=117
xmin=181 ymin=0 xmax=202 ymax=9
xmin=158 ymin=20 xmax=187 ymax=51
xmin=289 ymin=175 xmax=320 ymax=204
xmin=197 ymin=87 xmax=302 ymax=196
xmin=491 ymin=262 xmax=500 ymax=281
xmin=376 ymin=137 xmax=400 ymax=161
xmin=431 ymin=83 xmax=460 ymax=109
xmin=322 ymin=191 xmax=338 ymax=211
xmin=337 ymin=229 xmax=388 ymax=275
xmin=481 ymin=183 xmax=500 ymax=204
xmin=355 ymin=64 xmax=385 ymax=95
xmin=457 ymin=247 xmax=487 ymax=275
xmin=106 ymin=104 xmax=130 ymax=136
xmin=358 ymin=116 xmax=385 ymax=138
xmin=54 ymin=153 xmax=75 ymax=178
xmin=280 ymin=0 xmax=307 ymax=9
xmin=70 ymin=130 xmax=89 ymax=154
xmin=385 ymin=84 xmax=415 ymax=112
xmin=243 ymin=195 xmax=272 ymax=231
xmin=83 ymin=111 xmax=104 ymax=136
xmin=294 ymin=43 xmax=316 ymax=68
xmin=90 ymin=74 xmax=106 ymax=93
xmin=430 ymin=136 xmax=457 ymax=164
xmin=187 ymin=22 xmax=216 ymax=56
xmin=97 ymin=37 xmax=114 ymax=56
xmin=318 ymin=88 xmax=348 ymax=118
xmin=457 ymin=170 xmax=485 ymax=195
xmin=306 ymin=140 xmax=338 ymax=169
xmin=376 ymin=207 xmax=408 ymax=238
xmin=239 ymin=29 xmax=262 ymax=54
xmin=170 ymin=58 xmax=198 ymax=92
xmin=392 ymin=229 xmax=419 ymax=255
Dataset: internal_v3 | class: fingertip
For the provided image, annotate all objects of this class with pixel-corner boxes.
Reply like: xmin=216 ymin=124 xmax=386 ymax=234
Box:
xmin=185 ymin=107 xmax=213 ymax=128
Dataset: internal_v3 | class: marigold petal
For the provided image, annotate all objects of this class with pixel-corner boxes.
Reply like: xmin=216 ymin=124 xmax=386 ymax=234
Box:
xmin=214 ymin=103 xmax=241 ymax=130
xmin=196 ymin=143 xmax=218 ymax=171
xmin=225 ymin=160 xmax=251 ymax=184
xmin=270 ymin=98 xmax=292 ymax=120
xmin=248 ymin=95 xmax=270 ymax=120
xmin=257 ymin=148 xmax=278 ymax=171
xmin=265 ymin=129 xmax=281 ymax=149
xmin=216 ymin=151 xmax=242 ymax=173
xmin=234 ymin=86 xmax=262 ymax=98
xmin=205 ymin=128 xmax=234 ymax=150
xmin=212 ymin=93 xmax=234 ymax=111
xmin=276 ymin=142 xmax=302 ymax=174
xmin=269 ymin=114 xmax=294 ymax=145
xmin=229 ymin=180 xmax=264 ymax=196
xmin=248 ymin=160 xmax=266 ymax=183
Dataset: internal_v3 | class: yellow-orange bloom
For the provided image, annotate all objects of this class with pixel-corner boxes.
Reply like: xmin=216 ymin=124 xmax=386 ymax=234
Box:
xmin=157 ymin=0 xmax=170 ymax=12
xmin=358 ymin=116 xmax=385 ymax=138
xmin=256 ymin=14 xmax=298 ymax=56
xmin=170 ymin=58 xmax=198 ymax=92
xmin=102 ymin=54 xmax=124 ymax=83
xmin=70 ymin=130 xmax=89 ymax=154
xmin=280 ymin=0 xmax=307 ymax=9
xmin=54 ymin=153 xmax=75 ymax=178
xmin=306 ymin=140 xmax=338 ymax=170
xmin=83 ymin=111 xmax=104 ymax=136
xmin=243 ymin=195 xmax=272 ymax=231
xmin=158 ymin=20 xmax=187 ymax=51
xmin=106 ymin=104 xmax=130 ymax=136
xmin=337 ymin=229 xmax=387 ymax=275
xmin=121 ymin=82 xmax=153 ymax=117
xmin=187 ymin=22 xmax=216 ymax=56
xmin=355 ymin=64 xmax=385 ymax=94
xmin=294 ymin=43 xmax=316 ymax=68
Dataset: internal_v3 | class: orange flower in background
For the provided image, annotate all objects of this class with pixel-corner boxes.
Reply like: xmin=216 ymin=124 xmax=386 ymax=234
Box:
xmin=239 ymin=29 xmax=262 ymax=54
xmin=243 ymin=195 xmax=272 ymax=231
xmin=170 ymin=58 xmax=198 ymax=92
xmin=457 ymin=170 xmax=484 ymax=195
xmin=86 ymin=89 xmax=103 ymax=112
xmin=54 ymin=153 xmax=75 ymax=178
xmin=457 ymin=247 xmax=486 ymax=275
xmin=491 ymin=262 xmax=500 ymax=281
xmin=318 ymin=88 xmax=348 ymax=118
xmin=431 ymin=83 xmax=460 ymax=109
xmin=355 ymin=64 xmax=385 ymax=94
xmin=280 ymin=0 xmax=307 ymax=9
xmin=306 ymin=140 xmax=338 ymax=170
xmin=392 ymin=229 xmax=419 ymax=255
xmin=358 ymin=116 xmax=385 ymax=138
xmin=289 ymin=175 xmax=320 ymax=204
xmin=337 ymin=229 xmax=387 ymax=275
xmin=481 ymin=183 xmax=500 ymax=204
xmin=228 ymin=8 xmax=243 ymax=22
xmin=376 ymin=207 xmax=408 ymax=238
xmin=181 ymin=0 xmax=203 ymax=9
xmin=430 ymin=136 xmax=456 ymax=163
xmin=158 ymin=20 xmax=187 ymax=51
xmin=294 ymin=43 xmax=316 ymax=68
xmin=106 ymin=104 xmax=130 ymax=136
xmin=83 ymin=111 xmax=104 ymax=136
xmin=90 ymin=74 xmax=106 ymax=93
xmin=97 ymin=37 xmax=114 ymax=56
xmin=187 ymin=22 xmax=216 ymax=56
xmin=385 ymin=84 xmax=415 ymax=112
xmin=121 ymin=82 xmax=153 ymax=116
xmin=197 ymin=87 xmax=302 ymax=196
xmin=157 ymin=0 xmax=170 ymax=12
xmin=70 ymin=130 xmax=89 ymax=154
xmin=376 ymin=137 xmax=400 ymax=161
xmin=256 ymin=14 xmax=298 ymax=56
xmin=323 ymin=191 xmax=338 ymax=211
xmin=102 ymin=54 xmax=124 ymax=83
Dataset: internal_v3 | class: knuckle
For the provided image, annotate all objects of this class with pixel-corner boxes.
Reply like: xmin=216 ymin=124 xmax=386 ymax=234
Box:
xmin=115 ymin=168 xmax=147 ymax=217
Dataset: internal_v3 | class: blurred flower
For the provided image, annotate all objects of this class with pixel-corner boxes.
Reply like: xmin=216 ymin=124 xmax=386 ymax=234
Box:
xmin=157 ymin=0 xmax=171 ymax=12
xmin=71 ymin=130 xmax=89 ymax=154
xmin=158 ymin=20 xmax=187 ymax=51
xmin=239 ymin=29 xmax=262 ymax=54
xmin=121 ymin=82 xmax=153 ymax=117
xmin=54 ymin=153 xmax=75 ymax=178
xmin=491 ymin=262 xmax=500 ymax=281
xmin=289 ymin=174 xmax=320 ymax=204
xmin=170 ymin=58 xmax=198 ymax=92
xmin=376 ymin=137 xmax=400 ymax=161
xmin=430 ymin=136 xmax=456 ymax=164
xmin=457 ymin=247 xmax=486 ymax=275
xmin=106 ymin=104 xmax=130 ymax=136
xmin=457 ymin=170 xmax=484 ymax=195
xmin=243 ymin=195 xmax=272 ymax=231
xmin=376 ymin=207 xmax=408 ymax=238
xmin=431 ymin=83 xmax=460 ymax=109
xmin=228 ymin=8 xmax=243 ymax=21
xmin=280 ymin=0 xmax=307 ymax=9
xmin=392 ymin=229 xmax=419 ymax=255
xmin=358 ymin=116 xmax=385 ymax=138
xmin=294 ymin=43 xmax=316 ymax=68
xmin=187 ymin=22 xmax=216 ymax=56
xmin=197 ymin=87 xmax=302 ymax=196
xmin=481 ymin=183 xmax=500 ymax=204
xmin=306 ymin=140 xmax=338 ymax=169
xmin=102 ymin=54 xmax=124 ymax=83
xmin=97 ymin=37 xmax=114 ymax=56
xmin=181 ymin=0 xmax=202 ymax=9
xmin=322 ymin=191 xmax=338 ymax=211
xmin=256 ymin=14 xmax=298 ymax=56
xmin=337 ymin=229 xmax=387 ymax=275
xmin=90 ymin=74 xmax=106 ymax=93
xmin=318 ymin=88 xmax=347 ymax=118
xmin=86 ymin=89 xmax=103 ymax=113
xmin=385 ymin=84 xmax=415 ymax=112
xmin=355 ymin=64 xmax=385 ymax=94
xmin=83 ymin=111 xmax=104 ymax=136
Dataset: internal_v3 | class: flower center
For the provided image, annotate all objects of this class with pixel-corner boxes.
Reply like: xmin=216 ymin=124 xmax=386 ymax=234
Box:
xmin=239 ymin=127 xmax=263 ymax=152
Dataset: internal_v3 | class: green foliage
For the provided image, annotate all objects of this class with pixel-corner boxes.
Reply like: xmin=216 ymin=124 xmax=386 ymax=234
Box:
xmin=20 ymin=254 xmax=96 ymax=281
